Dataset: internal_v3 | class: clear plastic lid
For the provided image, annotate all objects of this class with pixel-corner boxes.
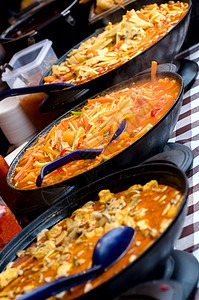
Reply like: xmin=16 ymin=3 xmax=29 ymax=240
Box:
xmin=2 ymin=39 xmax=57 ymax=87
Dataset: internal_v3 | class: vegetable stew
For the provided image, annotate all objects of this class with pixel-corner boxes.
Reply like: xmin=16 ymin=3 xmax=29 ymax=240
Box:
xmin=0 ymin=180 xmax=183 ymax=299
xmin=14 ymin=77 xmax=181 ymax=189
xmin=44 ymin=1 xmax=188 ymax=86
xmin=13 ymin=75 xmax=181 ymax=190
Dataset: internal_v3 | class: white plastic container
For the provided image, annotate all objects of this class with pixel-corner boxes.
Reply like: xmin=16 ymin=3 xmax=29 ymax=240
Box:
xmin=0 ymin=97 xmax=37 ymax=147
xmin=2 ymin=39 xmax=58 ymax=88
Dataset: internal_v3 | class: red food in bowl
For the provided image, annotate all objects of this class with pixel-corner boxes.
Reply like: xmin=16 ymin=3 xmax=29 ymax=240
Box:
xmin=0 ymin=204 xmax=22 ymax=250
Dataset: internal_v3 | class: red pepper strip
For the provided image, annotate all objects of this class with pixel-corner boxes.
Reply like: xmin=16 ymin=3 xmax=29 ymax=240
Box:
xmin=60 ymin=148 xmax=67 ymax=157
xmin=151 ymin=108 xmax=162 ymax=117
xmin=87 ymin=123 xmax=92 ymax=132
xmin=158 ymin=97 xmax=165 ymax=106
xmin=77 ymin=142 xmax=82 ymax=149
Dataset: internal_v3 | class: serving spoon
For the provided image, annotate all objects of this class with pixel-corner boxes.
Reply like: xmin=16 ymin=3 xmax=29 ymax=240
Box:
xmin=17 ymin=226 xmax=135 ymax=300
xmin=36 ymin=118 xmax=127 ymax=187
xmin=0 ymin=82 xmax=75 ymax=101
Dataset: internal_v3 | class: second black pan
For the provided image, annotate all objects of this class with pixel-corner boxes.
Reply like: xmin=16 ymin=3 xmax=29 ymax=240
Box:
xmin=6 ymin=70 xmax=184 ymax=225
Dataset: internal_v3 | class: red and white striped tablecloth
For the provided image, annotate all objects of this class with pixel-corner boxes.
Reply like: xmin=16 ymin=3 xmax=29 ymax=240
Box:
xmin=169 ymin=43 xmax=199 ymax=298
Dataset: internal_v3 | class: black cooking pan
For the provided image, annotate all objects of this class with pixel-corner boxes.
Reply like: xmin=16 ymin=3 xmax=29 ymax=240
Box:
xmin=6 ymin=69 xmax=184 ymax=225
xmin=0 ymin=0 xmax=92 ymax=61
xmin=38 ymin=0 xmax=192 ymax=112
xmin=0 ymin=158 xmax=189 ymax=299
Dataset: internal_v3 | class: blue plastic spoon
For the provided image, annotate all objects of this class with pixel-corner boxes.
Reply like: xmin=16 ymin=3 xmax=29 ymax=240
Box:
xmin=17 ymin=226 xmax=135 ymax=300
xmin=0 ymin=82 xmax=75 ymax=101
xmin=36 ymin=118 xmax=127 ymax=187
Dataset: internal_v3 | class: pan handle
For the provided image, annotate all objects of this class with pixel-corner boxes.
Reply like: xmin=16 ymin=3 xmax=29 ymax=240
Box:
xmin=141 ymin=143 xmax=193 ymax=173
xmin=0 ymin=83 xmax=74 ymax=101
xmin=174 ymin=59 xmax=198 ymax=92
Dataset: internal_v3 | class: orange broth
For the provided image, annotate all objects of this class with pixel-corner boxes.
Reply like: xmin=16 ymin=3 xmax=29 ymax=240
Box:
xmin=13 ymin=76 xmax=181 ymax=190
xmin=0 ymin=180 xmax=183 ymax=299
xmin=19 ymin=93 xmax=59 ymax=132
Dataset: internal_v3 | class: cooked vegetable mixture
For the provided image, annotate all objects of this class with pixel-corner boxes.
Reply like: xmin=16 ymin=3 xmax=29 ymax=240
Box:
xmin=13 ymin=75 xmax=181 ymax=189
xmin=0 ymin=180 xmax=183 ymax=299
xmin=44 ymin=1 xmax=188 ymax=85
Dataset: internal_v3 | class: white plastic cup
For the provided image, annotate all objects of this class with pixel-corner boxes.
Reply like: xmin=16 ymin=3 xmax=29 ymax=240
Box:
xmin=0 ymin=97 xmax=37 ymax=147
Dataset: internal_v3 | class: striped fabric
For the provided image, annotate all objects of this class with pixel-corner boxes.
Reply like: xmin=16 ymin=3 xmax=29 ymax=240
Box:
xmin=170 ymin=44 xmax=199 ymax=251
xmin=169 ymin=43 xmax=199 ymax=296
xmin=117 ymin=44 xmax=199 ymax=300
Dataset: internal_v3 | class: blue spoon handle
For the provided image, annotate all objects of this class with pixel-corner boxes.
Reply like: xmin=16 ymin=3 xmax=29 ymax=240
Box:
xmin=17 ymin=265 xmax=101 ymax=300
xmin=0 ymin=83 xmax=74 ymax=100
xmin=36 ymin=148 xmax=102 ymax=187
xmin=36 ymin=119 xmax=127 ymax=187
xmin=108 ymin=118 xmax=126 ymax=145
